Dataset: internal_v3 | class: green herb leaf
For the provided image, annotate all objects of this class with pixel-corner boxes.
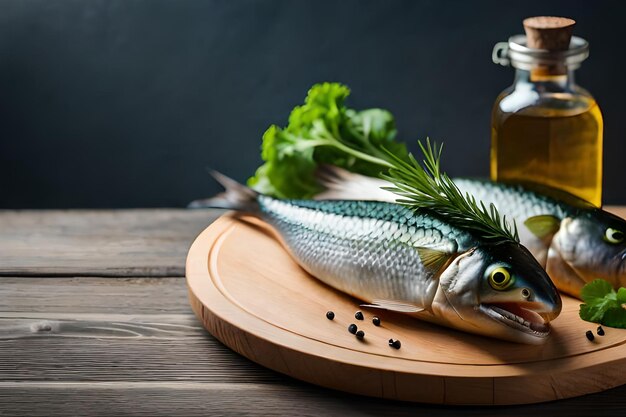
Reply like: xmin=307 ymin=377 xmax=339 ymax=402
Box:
xmin=579 ymin=298 xmax=615 ymax=323
xmin=602 ymin=307 xmax=626 ymax=328
xmin=580 ymin=279 xmax=614 ymax=303
xmin=579 ymin=279 xmax=626 ymax=328
xmin=247 ymin=82 xmax=407 ymax=198
xmin=247 ymin=125 xmax=321 ymax=199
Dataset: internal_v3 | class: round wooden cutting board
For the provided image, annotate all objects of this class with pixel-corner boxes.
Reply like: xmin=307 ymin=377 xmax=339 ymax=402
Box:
xmin=186 ymin=213 xmax=626 ymax=405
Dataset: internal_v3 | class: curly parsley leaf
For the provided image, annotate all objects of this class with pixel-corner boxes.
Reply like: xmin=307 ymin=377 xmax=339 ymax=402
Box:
xmin=579 ymin=279 xmax=626 ymax=328
xmin=247 ymin=82 xmax=407 ymax=199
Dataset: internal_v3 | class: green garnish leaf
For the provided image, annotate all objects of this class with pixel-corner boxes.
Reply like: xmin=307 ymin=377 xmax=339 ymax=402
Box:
xmin=581 ymin=278 xmax=614 ymax=302
xmin=579 ymin=279 xmax=626 ymax=328
xmin=248 ymin=82 xmax=407 ymax=199
xmin=602 ymin=308 xmax=626 ymax=328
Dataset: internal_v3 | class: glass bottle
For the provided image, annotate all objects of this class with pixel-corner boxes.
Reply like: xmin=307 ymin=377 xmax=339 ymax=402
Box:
xmin=491 ymin=20 xmax=603 ymax=206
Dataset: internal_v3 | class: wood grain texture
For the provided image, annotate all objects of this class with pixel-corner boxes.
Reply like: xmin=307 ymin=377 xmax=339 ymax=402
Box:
xmin=0 ymin=277 xmax=286 ymax=384
xmin=0 ymin=209 xmax=222 ymax=277
xmin=0 ymin=276 xmax=190 ymax=313
xmin=1 ymin=381 xmax=626 ymax=417
xmin=3 ymin=276 xmax=626 ymax=416
xmin=187 ymin=214 xmax=626 ymax=405
xmin=0 ymin=316 xmax=284 ymax=383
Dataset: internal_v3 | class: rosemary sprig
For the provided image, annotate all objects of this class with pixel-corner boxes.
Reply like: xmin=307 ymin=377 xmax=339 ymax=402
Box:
xmin=380 ymin=139 xmax=519 ymax=242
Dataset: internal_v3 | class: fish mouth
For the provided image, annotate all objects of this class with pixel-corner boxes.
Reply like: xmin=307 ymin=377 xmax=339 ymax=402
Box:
xmin=480 ymin=303 xmax=550 ymax=338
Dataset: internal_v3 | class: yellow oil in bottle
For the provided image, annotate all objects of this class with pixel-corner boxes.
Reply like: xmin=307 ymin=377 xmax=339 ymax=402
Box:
xmin=491 ymin=95 xmax=603 ymax=206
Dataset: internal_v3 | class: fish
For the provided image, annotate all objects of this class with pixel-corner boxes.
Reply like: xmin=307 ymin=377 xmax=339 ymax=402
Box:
xmin=316 ymin=167 xmax=626 ymax=298
xmin=191 ymin=172 xmax=562 ymax=345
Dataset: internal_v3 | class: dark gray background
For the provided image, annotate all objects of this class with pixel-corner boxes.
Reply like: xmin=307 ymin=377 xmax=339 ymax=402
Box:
xmin=1 ymin=0 xmax=624 ymax=208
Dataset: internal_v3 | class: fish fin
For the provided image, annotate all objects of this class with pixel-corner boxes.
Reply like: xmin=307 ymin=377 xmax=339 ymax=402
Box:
xmin=361 ymin=300 xmax=425 ymax=313
xmin=188 ymin=171 xmax=259 ymax=212
xmin=314 ymin=165 xmax=396 ymax=201
xmin=524 ymin=215 xmax=561 ymax=240
xmin=415 ymin=247 xmax=454 ymax=273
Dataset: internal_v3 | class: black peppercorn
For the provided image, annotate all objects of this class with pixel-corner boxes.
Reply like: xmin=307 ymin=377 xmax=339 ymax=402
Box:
xmin=586 ymin=330 xmax=594 ymax=341
xmin=597 ymin=326 xmax=605 ymax=336
xmin=372 ymin=316 xmax=381 ymax=326
xmin=388 ymin=339 xmax=401 ymax=349
xmin=356 ymin=330 xmax=365 ymax=340
xmin=326 ymin=311 xmax=335 ymax=320
xmin=348 ymin=324 xmax=358 ymax=334
xmin=355 ymin=311 xmax=364 ymax=320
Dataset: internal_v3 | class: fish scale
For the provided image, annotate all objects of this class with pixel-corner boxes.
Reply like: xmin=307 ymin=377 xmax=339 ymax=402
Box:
xmin=259 ymin=196 xmax=472 ymax=308
xmin=454 ymin=179 xmax=571 ymax=221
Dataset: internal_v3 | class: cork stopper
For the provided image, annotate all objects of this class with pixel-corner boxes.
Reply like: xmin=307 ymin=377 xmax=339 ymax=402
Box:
xmin=523 ymin=16 xmax=575 ymax=51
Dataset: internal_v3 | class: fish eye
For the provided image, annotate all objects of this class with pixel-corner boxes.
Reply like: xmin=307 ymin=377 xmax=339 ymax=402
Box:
xmin=489 ymin=267 xmax=513 ymax=290
xmin=604 ymin=228 xmax=625 ymax=244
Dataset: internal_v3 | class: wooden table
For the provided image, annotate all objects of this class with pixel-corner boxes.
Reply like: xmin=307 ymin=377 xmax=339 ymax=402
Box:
xmin=2 ymin=208 xmax=626 ymax=416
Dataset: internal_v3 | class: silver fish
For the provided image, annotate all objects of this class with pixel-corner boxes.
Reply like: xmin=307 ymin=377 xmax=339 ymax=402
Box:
xmin=192 ymin=173 xmax=561 ymax=345
xmin=316 ymin=167 xmax=626 ymax=298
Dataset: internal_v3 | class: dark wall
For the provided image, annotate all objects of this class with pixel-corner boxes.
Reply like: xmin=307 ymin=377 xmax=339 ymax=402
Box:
xmin=1 ymin=0 xmax=624 ymax=208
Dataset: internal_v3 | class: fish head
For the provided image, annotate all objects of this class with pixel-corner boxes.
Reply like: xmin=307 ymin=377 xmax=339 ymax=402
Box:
xmin=438 ymin=241 xmax=561 ymax=344
xmin=549 ymin=210 xmax=626 ymax=294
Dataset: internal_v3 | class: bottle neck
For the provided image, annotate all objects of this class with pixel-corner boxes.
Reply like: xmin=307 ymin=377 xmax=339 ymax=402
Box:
xmin=514 ymin=67 xmax=577 ymax=92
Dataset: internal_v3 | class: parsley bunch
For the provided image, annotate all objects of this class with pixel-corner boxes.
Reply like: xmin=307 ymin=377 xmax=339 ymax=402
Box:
xmin=579 ymin=280 xmax=626 ymax=328
xmin=248 ymin=82 xmax=407 ymax=199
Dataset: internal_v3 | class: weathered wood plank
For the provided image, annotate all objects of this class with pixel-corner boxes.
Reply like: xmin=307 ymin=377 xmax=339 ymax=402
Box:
xmin=0 ymin=315 xmax=286 ymax=383
xmin=0 ymin=277 xmax=190 ymax=313
xmin=1 ymin=381 xmax=626 ymax=417
xmin=2 ymin=277 xmax=626 ymax=414
xmin=0 ymin=277 xmax=285 ymax=383
xmin=0 ymin=209 xmax=222 ymax=277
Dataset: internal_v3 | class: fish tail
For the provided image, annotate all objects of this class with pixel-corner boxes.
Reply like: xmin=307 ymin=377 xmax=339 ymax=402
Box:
xmin=188 ymin=171 xmax=259 ymax=212
xmin=315 ymin=164 xmax=396 ymax=202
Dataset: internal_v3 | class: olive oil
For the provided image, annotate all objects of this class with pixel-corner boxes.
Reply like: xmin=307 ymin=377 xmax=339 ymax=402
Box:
xmin=491 ymin=96 xmax=603 ymax=206
xmin=491 ymin=17 xmax=603 ymax=206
